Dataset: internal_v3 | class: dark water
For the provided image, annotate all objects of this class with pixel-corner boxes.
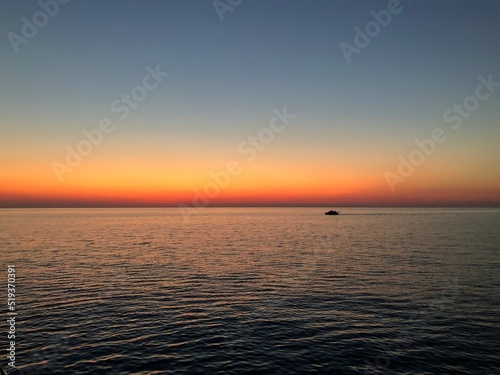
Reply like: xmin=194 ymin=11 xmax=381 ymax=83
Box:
xmin=1 ymin=208 xmax=499 ymax=374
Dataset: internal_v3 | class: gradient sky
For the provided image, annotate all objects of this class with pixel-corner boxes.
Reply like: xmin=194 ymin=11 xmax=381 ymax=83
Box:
xmin=1 ymin=0 xmax=499 ymax=207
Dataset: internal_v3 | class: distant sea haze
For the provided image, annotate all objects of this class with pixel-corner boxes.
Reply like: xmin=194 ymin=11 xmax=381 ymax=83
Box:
xmin=2 ymin=207 xmax=499 ymax=374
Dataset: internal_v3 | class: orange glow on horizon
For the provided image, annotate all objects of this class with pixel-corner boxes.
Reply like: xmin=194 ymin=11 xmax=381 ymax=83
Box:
xmin=1 ymin=138 xmax=499 ymax=207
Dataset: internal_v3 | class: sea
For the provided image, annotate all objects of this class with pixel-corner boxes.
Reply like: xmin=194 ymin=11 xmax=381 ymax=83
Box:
xmin=1 ymin=207 xmax=499 ymax=374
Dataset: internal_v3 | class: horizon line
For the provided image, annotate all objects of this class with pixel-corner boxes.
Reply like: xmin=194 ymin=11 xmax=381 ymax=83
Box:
xmin=1 ymin=204 xmax=499 ymax=209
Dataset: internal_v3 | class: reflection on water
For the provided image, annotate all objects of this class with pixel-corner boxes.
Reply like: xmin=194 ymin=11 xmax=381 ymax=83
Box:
xmin=1 ymin=208 xmax=499 ymax=374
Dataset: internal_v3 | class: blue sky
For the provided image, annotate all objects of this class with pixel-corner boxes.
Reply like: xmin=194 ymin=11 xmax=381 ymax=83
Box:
xmin=2 ymin=0 xmax=500 ymax=132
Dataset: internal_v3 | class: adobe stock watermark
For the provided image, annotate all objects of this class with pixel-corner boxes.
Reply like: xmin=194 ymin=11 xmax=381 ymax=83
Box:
xmin=339 ymin=0 xmax=408 ymax=64
xmin=385 ymin=73 xmax=499 ymax=192
xmin=179 ymin=106 xmax=296 ymax=221
xmin=7 ymin=0 xmax=72 ymax=54
xmin=213 ymin=0 xmax=243 ymax=21
xmin=52 ymin=64 xmax=169 ymax=182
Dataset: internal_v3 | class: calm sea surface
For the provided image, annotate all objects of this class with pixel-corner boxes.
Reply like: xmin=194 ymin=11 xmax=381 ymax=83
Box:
xmin=1 ymin=207 xmax=499 ymax=374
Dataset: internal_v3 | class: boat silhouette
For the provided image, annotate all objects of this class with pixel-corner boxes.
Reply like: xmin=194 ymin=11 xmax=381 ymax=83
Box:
xmin=324 ymin=210 xmax=339 ymax=215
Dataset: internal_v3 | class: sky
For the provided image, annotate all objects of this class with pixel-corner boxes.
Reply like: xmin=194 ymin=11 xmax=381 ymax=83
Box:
xmin=1 ymin=0 xmax=499 ymax=207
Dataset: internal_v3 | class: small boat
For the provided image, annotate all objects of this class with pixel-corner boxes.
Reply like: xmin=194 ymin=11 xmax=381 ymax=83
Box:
xmin=324 ymin=210 xmax=340 ymax=215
